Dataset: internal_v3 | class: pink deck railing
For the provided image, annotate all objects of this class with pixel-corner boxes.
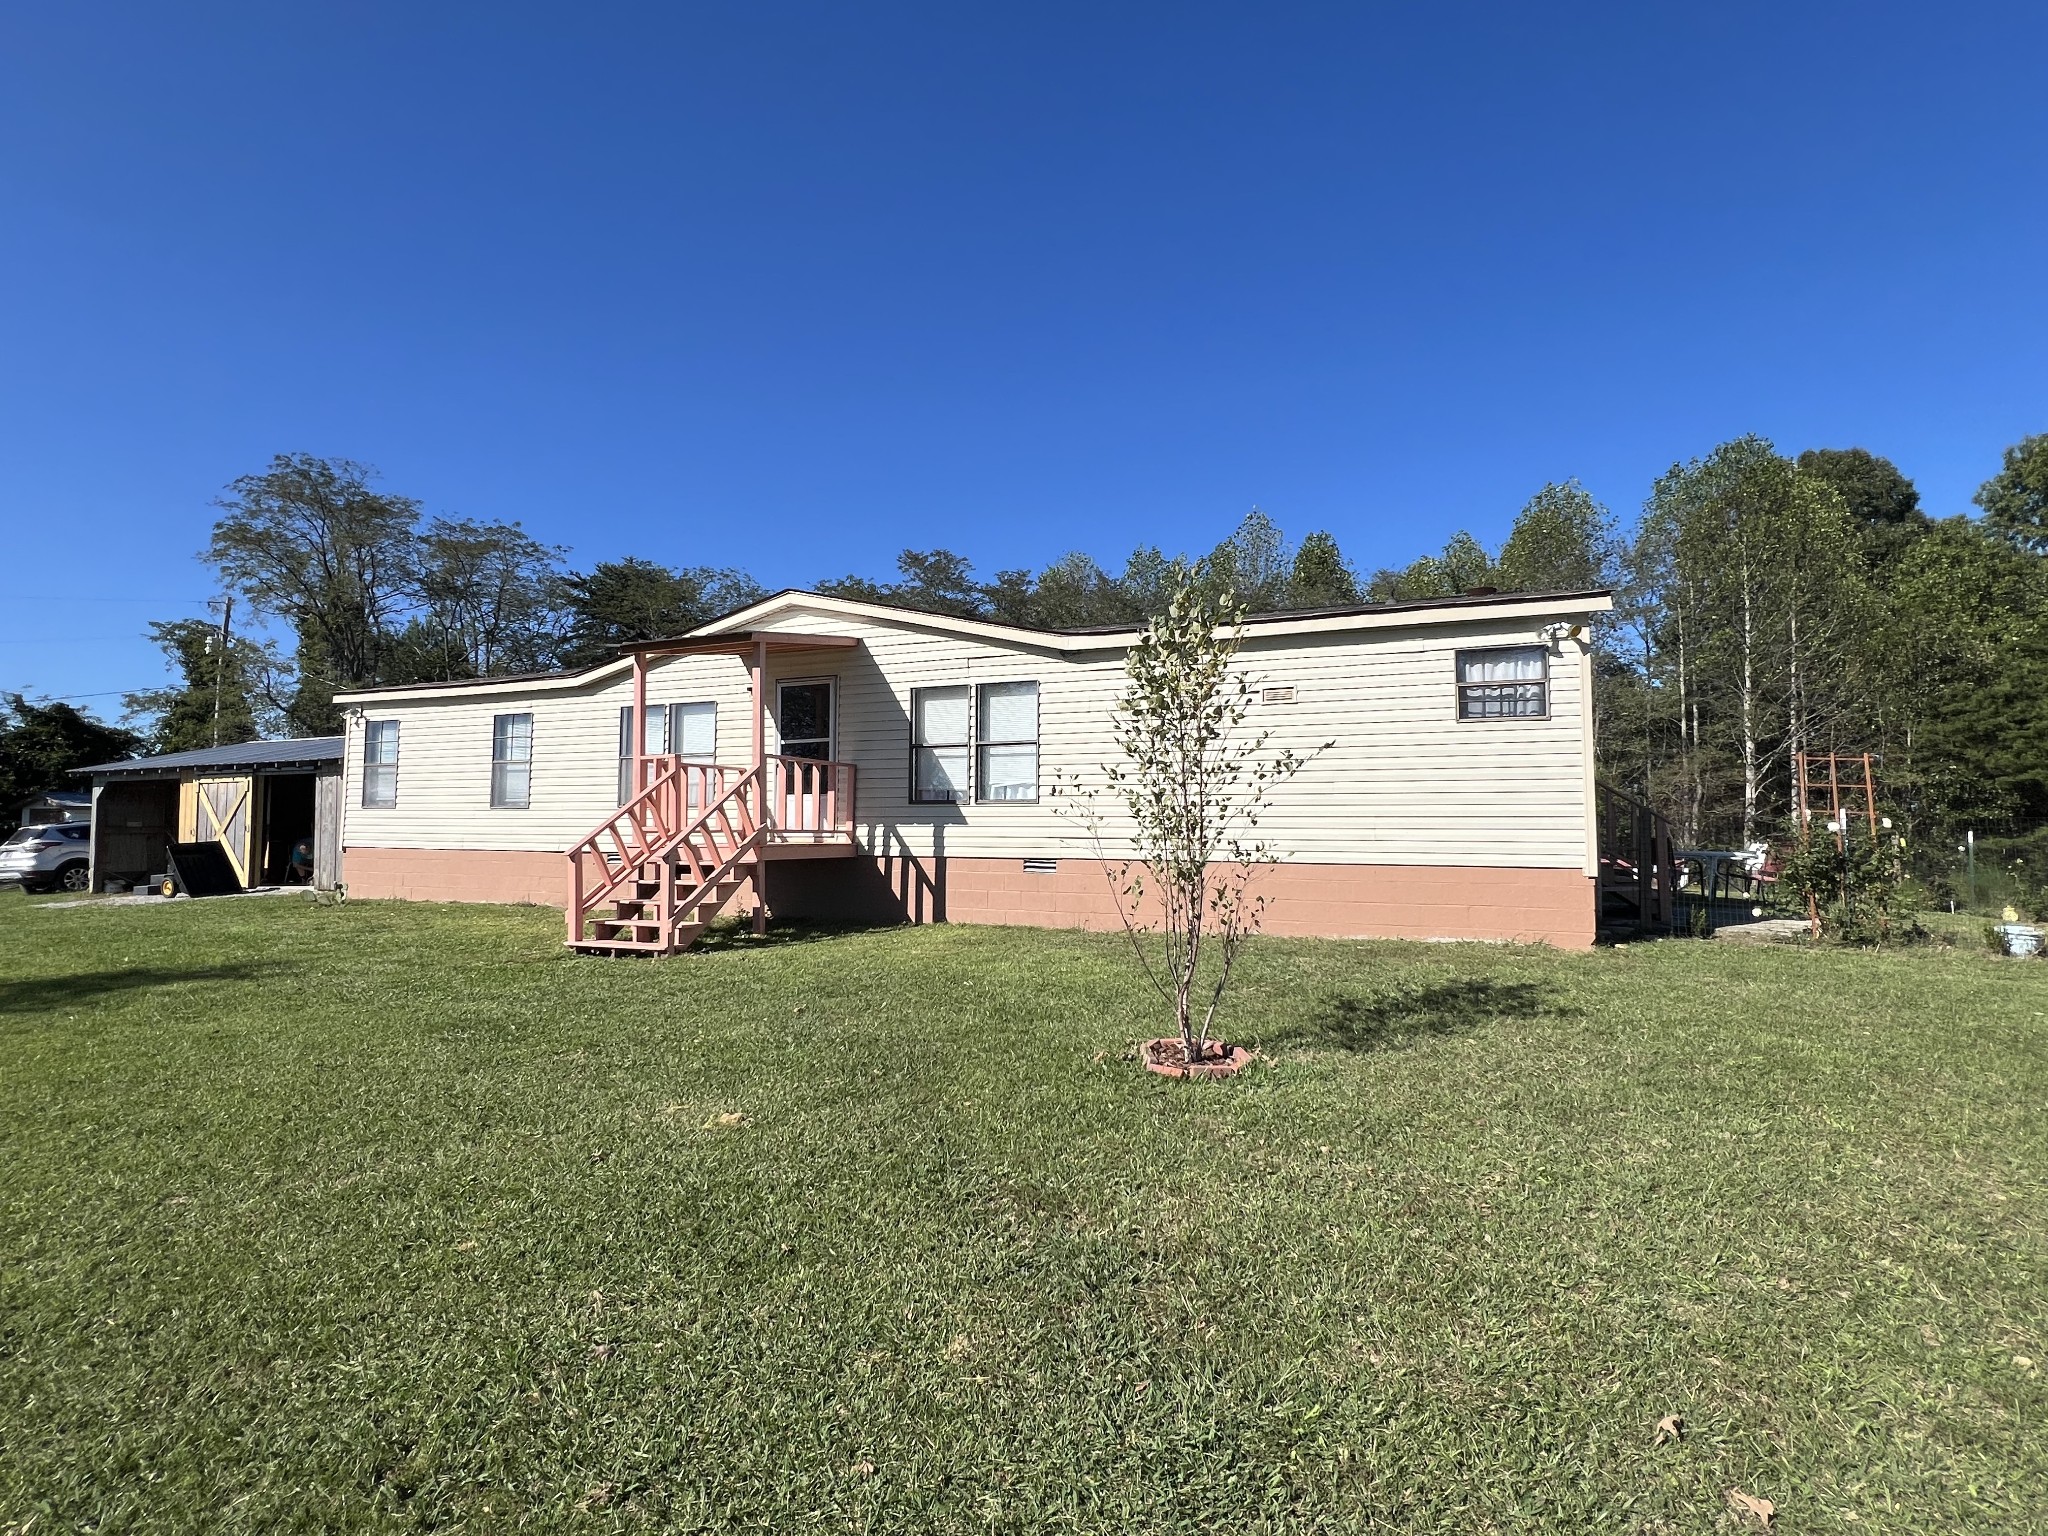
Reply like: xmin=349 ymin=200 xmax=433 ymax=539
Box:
xmin=566 ymin=756 xmax=858 ymax=943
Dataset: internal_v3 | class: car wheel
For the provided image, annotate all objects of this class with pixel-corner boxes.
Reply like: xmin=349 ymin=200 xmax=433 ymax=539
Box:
xmin=55 ymin=861 xmax=91 ymax=893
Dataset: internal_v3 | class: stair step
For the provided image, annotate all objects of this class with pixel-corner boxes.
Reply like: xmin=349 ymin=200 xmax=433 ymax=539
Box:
xmin=566 ymin=938 xmax=671 ymax=955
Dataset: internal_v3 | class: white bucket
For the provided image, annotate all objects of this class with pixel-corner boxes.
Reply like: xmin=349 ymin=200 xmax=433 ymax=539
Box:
xmin=1996 ymin=923 xmax=2043 ymax=957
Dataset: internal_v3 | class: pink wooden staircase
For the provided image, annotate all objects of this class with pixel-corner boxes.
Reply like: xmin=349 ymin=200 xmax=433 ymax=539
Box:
xmin=565 ymin=756 xmax=854 ymax=957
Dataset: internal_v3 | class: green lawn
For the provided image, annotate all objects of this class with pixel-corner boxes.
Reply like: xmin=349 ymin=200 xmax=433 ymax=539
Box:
xmin=2 ymin=891 xmax=2045 ymax=1534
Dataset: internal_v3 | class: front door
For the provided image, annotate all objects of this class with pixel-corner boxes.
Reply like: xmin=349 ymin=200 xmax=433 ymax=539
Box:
xmin=776 ymin=680 xmax=834 ymax=760
xmin=774 ymin=679 xmax=835 ymax=830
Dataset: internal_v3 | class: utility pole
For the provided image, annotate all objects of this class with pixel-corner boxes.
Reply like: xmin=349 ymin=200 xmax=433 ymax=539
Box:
xmin=1965 ymin=829 xmax=1976 ymax=911
xmin=208 ymin=595 xmax=233 ymax=748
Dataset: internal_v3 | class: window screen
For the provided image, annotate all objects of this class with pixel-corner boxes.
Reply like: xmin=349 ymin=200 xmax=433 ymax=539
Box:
xmin=618 ymin=704 xmax=669 ymax=803
xmin=491 ymin=713 xmax=532 ymax=808
xmin=911 ymin=686 xmax=970 ymax=803
xmin=361 ymin=720 xmax=399 ymax=807
xmin=1456 ymin=647 xmax=1548 ymax=719
xmin=975 ymin=681 xmax=1039 ymax=802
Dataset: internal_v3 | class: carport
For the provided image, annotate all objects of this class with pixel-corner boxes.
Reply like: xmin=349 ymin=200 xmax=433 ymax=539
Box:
xmin=74 ymin=737 xmax=344 ymax=893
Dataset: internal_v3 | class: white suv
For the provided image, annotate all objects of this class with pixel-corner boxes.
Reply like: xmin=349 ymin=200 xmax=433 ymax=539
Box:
xmin=0 ymin=823 xmax=93 ymax=893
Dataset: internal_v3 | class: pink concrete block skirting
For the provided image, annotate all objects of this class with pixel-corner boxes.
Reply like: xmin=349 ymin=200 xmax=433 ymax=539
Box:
xmin=341 ymin=847 xmax=567 ymax=906
xmin=937 ymin=858 xmax=1597 ymax=949
xmin=342 ymin=846 xmax=1595 ymax=949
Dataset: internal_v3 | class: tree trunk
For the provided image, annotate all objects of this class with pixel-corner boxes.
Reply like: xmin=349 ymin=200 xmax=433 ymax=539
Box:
xmin=1740 ymin=563 xmax=1759 ymax=847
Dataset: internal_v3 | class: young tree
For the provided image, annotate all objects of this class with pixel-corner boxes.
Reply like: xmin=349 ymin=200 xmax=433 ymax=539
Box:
xmin=204 ymin=455 xmax=422 ymax=730
xmin=1059 ymin=576 xmax=1320 ymax=1067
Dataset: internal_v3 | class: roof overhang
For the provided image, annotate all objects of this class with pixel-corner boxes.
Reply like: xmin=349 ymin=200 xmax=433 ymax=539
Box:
xmin=693 ymin=588 xmax=1615 ymax=653
xmin=620 ymin=628 xmax=862 ymax=659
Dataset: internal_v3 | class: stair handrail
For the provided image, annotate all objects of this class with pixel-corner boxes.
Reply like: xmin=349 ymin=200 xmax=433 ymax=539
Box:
xmin=567 ymin=760 xmax=765 ymax=943
xmin=567 ymin=755 xmax=686 ymax=940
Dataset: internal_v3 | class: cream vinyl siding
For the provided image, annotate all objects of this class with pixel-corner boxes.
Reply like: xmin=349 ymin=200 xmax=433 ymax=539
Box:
xmin=341 ymin=599 xmax=1597 ymax=870
xmin=342 ymin=653 xmax=752 ymax=852
xmin=745 ymin=605 xmax=1591 ymax=869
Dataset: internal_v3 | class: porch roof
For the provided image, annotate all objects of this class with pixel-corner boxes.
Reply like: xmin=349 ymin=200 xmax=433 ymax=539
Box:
xmin=617 ymin=628 xmax=861 ymax=660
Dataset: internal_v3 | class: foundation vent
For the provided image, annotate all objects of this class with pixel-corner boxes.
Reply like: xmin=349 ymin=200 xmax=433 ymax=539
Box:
xmin=1022 ymin=858 xmax=1059 ymax=875
xmin=1261 ymin=685 xmax=1297 ymax=705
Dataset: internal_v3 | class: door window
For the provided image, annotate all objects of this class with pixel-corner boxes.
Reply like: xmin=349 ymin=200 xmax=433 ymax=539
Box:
xmin=777 ymin=681 xmax=834 ymax=760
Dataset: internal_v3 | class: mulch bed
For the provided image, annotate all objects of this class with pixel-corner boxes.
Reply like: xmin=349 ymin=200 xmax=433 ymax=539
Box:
xmin=1142 ymin=1037 xmax=1253 ymax=1080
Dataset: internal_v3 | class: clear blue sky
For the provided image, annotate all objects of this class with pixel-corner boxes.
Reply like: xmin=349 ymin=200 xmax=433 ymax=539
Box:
xmin=5 ymin=2 xmax=2045 ymax=711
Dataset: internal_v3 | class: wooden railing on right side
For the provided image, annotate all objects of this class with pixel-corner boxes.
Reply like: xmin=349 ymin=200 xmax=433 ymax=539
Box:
xmin=762 ymin=755 xmax=856 ymax=836
xmin=1596 ymin=781 xmax=1676 ymax=931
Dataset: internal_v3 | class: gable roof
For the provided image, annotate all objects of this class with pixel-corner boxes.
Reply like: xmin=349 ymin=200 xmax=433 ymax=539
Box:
xmin=332 ymin=585 xmax=1612 ymax=704
xmin=73 ymin=736 xmax=344 ymax=779
xmin=690 ymin=586 xmax=1613 ymax=652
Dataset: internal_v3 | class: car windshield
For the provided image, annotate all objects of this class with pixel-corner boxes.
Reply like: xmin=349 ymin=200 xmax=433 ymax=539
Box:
xmin=5 ymin=828 xmax=46 ymax=847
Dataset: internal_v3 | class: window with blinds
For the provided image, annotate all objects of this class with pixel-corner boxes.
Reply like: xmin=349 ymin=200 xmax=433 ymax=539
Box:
xmin=617 ymin=702 xmax=717 ymax=803
xmin=1456 ymin=646 xmax=1548 ymax=719
xmin=975 ymin=680 xmax=1039 ymax=802
xmin=911 ymin=686 xmax=969 ymax=803
xmin=491 ymin=713 xmax=533 ymax=808
xmin=361 ymin=720 xmax=399 ymax=808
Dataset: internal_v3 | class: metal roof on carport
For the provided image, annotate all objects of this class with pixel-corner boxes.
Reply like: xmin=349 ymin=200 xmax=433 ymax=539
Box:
xmin=73 ymin=737 xmax=344 ymax=780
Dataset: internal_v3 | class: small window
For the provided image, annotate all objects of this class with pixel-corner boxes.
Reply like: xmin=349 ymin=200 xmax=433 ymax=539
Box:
xmin=975 ymin=681 xmax=1039 ymax=802
xmin=673 ymin=701 xmax=716 ymax=761
xmin=618 ymin=704 xmax=669 ymax=804
xmin=491 ymin=713 xmax=533 ymax=808
xmin=618 ymin=702 xmax=716 ymax=802
xmin=362 ymin=720 xmax=399 ymax=807
xmin=1456 ymin=646 xmax=1548 ymax=720
xmin=911 ymin=686 xmax=970 ymax=803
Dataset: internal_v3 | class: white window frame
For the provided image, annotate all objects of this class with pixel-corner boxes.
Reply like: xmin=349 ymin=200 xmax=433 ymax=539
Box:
xmin=1455 ymin=645 xmax=1550 ymax=721
xmin=973 ymin=679 xmax=1040 ymax=804
xmin=775 ymin=677 xmax=836 ymax=761
xmin=490 ymin=712 xmax=533 ymax=809
xmin=909 ymin=684 xmax=970 ymax=804
xmin=361 ymin=720 xmax=399 ymax=808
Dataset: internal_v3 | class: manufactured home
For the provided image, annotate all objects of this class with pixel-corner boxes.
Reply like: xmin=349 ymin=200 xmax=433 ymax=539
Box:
xmin=331 ymin=587 xmax=1615 ymax=952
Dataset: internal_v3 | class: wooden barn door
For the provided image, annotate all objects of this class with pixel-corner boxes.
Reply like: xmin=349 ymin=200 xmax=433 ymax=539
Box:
xmin=192 ymin=774 xmax=255 ymax=884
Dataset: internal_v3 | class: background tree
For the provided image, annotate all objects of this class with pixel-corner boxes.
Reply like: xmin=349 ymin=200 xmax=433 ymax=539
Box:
xmin=554 ymin=559 xmax=764 ymax=667
xmin=816 ymin=548 xmax=986 ymax=618
xmin=1975 ymin=431 xmax=2048 ymax=554
xmin=412 ymin=518 xmax=567 ymax=677
xmin=204 ymin=455 xmax=421 ymax=731
xmin=1796 ymin=448 xmax=1928 ymax=572
xmin=1059 ymin=576 xmax=1318 ymax=1066
xmin=1200 ymin=508 xmax=1290 ymax=611
xmin=0 ymin=695 xmax=142 ymax=832
xmin=1495 ymin=481 xmax=1618 ymax=593
xmin=122 ymin=618 xmax=282 ymax=752
xmin=1367 ymin=530 xmax=1495 ymax=601
xmin=1286 ymin=531 xmax=1359 ymax=608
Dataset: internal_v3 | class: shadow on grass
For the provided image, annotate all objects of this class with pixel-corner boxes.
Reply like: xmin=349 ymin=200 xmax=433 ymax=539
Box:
xmin=1261 ymin=978 xmax=1562 ymax=1053
xmin=0 ymin=962 xmax=280 ymax=1017
xmin=686 ymin=918 xmax=889 ymax=954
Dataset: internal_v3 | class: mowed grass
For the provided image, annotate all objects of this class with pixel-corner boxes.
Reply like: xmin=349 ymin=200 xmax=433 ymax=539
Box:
xmin=2 ymin=891 xmax=2046 ymax=1534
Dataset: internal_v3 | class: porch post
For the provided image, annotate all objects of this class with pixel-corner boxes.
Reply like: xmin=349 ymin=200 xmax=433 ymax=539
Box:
xmin=752 ymin=637 xmax=769 ymax=936
xmin=631 ymin=648 xmax=648 ymax=797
